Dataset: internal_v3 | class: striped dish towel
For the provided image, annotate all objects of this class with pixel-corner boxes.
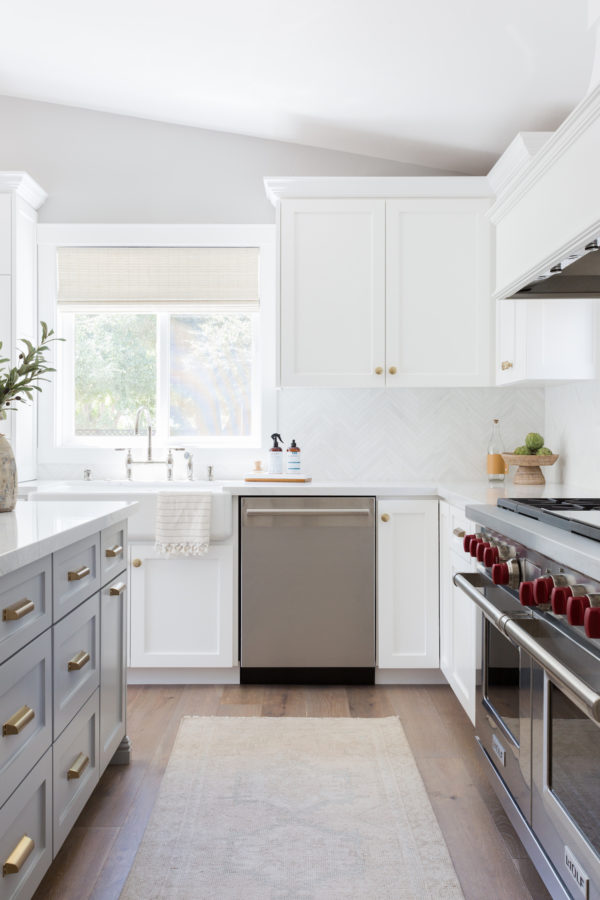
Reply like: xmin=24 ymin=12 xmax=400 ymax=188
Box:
xmin=155 ymin=492 xmax=212 ymax=557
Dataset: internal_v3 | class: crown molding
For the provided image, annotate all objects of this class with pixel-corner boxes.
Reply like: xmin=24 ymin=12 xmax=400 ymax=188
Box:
xmin=0 ymin=172 xmax=47 ymax=209
xmin=263 ymin=176 xmax=493 ymax=206
xmin=488 ymin=84 xmax=600 ymax=224
xmin=486 ymin=133 xmax=552 ymax=205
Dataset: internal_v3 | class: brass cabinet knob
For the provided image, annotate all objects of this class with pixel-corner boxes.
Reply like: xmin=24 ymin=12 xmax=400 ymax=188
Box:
xmin=132 ymin=558 xmax=142 ymax=568
xmin=501 ymin=361 xmax=513 ymax=371
xmin=381 ymin=513 xmax=390 ymax=522
xmin=388 ymin=366 xmax=397 ymax=375
xmin=375 ymin=366 xmax=383 ymax=375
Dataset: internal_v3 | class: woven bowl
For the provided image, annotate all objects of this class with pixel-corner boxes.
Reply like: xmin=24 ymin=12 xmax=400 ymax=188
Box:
xmin=501 ymin=453 xmax=559 ymax=485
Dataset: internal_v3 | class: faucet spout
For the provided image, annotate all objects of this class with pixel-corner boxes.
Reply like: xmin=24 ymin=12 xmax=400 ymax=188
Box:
xmin=134 ymin=406 xmax=153 ymax=461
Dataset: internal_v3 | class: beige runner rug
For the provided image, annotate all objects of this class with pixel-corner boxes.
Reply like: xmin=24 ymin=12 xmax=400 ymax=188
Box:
xmin=121 ymin=716 xmax=464 ymax=900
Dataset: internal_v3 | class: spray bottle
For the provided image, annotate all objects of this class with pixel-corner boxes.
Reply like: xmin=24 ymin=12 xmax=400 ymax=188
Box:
xmin=268 ymin=433 xmax=284 ymax=475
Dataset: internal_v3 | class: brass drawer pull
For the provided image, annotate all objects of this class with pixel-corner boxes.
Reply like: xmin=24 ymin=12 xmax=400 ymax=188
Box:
xmin=132 ymin=558 xmax=142 ymax=568
xmin=2 ymin=598 xmax=34 ymax=621
xmin=68 ymin=650 xmax=90 ymax=671
xmin=68 ymin=566 xmax=90 ymax=582
xmin=3 ymin=705 xmax=35 ymax=736
xmin=388 ymin=366 xmax=397 ymax=375
xmin=501 ymin=360 xmax=513 ymax=371
xmin=381 ymin=513 xmax=390 ymax=522
xmin=374 ymin=366 xmax=383 ymax=375
xmin=105 ymin=545 xmax=123 ymax=558
xmin=109 ymin=581 xmax=126 ymax=596
xmin=3 ymin=835 xmax=34 ymax=875
xmin=453 ymin=527 xmax=466 ymax=538
xmin=67 ymin=752 xmax=90 ymax=780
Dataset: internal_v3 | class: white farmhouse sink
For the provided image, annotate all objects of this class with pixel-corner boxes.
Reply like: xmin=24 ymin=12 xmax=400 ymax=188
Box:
xmin=24 ymin=481 xmax=234 ymax=542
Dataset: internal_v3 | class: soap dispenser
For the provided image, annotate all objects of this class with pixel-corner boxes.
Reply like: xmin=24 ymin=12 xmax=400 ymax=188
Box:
xmin=268 ymin=433 xmax=284 ymax=475
xmin=286 ymin=439 xmax=301 ymax=474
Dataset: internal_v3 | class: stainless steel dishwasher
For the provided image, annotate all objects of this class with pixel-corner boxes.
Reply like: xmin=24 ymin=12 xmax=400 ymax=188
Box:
xmin=240 ymin=496 xmax=375 ymax=684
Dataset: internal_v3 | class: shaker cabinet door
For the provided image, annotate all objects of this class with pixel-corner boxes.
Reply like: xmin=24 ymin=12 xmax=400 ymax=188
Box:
xmin=280 ymin=198 xmax=386 ymax=387
xmin=385 ymin=198 xmax=492 ymax=386
xmin=129 ymin=542 xmax=234 ymax=668
xmin=377 ymin=498 xmax=439 ymax=668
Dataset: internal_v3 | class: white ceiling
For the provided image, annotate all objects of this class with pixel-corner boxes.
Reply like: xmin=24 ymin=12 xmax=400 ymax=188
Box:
xmin=0 ymin=0 xmax=595 ymax=174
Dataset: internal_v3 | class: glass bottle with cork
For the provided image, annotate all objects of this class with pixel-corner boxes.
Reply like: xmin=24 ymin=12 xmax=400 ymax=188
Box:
xmin=487 ymin=419 xmax=506 ymax=483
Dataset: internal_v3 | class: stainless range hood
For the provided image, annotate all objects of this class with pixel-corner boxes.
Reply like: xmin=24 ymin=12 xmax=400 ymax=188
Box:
xmin=509 ymin=239 xmax=600 ymax=299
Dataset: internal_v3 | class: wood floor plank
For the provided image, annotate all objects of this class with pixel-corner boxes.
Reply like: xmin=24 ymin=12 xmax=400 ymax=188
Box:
xmin=261 ymin=686 xmax=308 ymax=717
xmin=220 ymin=684 xmax=264 ymax=705
xmin=346 ymin=685 xmax=394 ymax=717
xmin=216 ymin=702 xmax=264 ymax=716
xmin=305 ymin=685 xmax=351 ymax=717
xmin=33 ymin=827 xmax=118 ymax=899
xmin=418 ymin=756 xmax=534 ymax=900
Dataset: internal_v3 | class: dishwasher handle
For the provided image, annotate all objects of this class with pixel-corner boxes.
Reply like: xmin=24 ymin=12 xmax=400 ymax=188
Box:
xmin=245 ymin=508 xmax=371 ymax=517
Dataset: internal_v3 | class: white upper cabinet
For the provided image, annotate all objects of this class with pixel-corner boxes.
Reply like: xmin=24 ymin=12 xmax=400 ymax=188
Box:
xmin=385 ymin=198 xmax=492 ymax=386
xmin=280 ymin=198 xmax=386 ymax=387
xmin=272 ymin=178 xmax=494 ymax=388
xmin=496 ymin=298 xmax=597 ymax=384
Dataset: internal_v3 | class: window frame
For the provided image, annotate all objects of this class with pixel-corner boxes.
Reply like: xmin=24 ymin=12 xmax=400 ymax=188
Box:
xmin=37 ymin=224 xmax=276 ymax=465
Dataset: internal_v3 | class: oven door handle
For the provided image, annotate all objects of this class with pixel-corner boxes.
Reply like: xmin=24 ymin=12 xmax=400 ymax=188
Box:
xmin=452 ymin=572 xmax=513 ymax=632
xmin=503 ymin=617 xmax=600 ymax=723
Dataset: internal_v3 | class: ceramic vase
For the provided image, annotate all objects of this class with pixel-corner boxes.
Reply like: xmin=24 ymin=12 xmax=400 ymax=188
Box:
xmin=0 ymin=435 xmax=17 ymax=512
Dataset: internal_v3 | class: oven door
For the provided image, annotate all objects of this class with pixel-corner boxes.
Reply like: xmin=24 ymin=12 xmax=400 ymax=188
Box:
xmin=454 ymin=572 xmax=532 ymax=816
xmin=532 ymin=661 xmax=600 ymax=900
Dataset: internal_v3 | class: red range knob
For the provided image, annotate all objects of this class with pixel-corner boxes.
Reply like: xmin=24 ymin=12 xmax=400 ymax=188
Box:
xmin=492 ymin=563 xmax=509 ymax=585
xmin=483 ymin=546 xmax=499 ymax=567
xmin=533 ymin=577 xmax=554 ymax=606
xmin=519 ymin=582 xmax=536 ymax=606
xmin=463 ymin=534 xmax=476 ymax=553
xmin=551 ymin=586 xmax=573 ymax=615
xmin=470 ymin=538 xmax=484 ymax=558
xmin=567 ymin=595 xmax=590 ymax=626
xmin=476 ymin=542 xmax=491 ymax=562
xmin=585 ymin=607 xmax=600 ymax=638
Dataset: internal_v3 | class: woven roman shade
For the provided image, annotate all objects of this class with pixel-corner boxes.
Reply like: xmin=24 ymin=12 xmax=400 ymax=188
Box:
xmin=56 ymin=246 xmax=259 ymax=310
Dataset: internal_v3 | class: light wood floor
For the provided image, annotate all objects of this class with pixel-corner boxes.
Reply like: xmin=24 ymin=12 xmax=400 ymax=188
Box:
xmin=34 ymin=684 xmax=551 ymax=900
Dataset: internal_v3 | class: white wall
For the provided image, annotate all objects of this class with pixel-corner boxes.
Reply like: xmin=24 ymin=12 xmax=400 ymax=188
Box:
xmin=545 ymin=380 xmax=600 ymax=488
xmin=0 ymin=95 xmax=451 ymax=224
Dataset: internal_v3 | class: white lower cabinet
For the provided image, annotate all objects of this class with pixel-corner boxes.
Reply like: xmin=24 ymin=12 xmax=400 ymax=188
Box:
xmin=377 ymin=498 xmax=439 ymax=668
xmin=129 ymin=542 xmax=234 ymax=668
xmin=439 ymin=500 xmax=480 ymax=724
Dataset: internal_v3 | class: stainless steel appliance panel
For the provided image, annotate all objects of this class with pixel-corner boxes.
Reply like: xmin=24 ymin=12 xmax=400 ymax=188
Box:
xmin=240 ymin=496 xmax=375 ymax=669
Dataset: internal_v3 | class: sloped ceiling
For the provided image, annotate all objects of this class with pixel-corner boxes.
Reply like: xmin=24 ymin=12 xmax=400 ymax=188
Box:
xmin=0 ymin=0 xmax=594 ymax=173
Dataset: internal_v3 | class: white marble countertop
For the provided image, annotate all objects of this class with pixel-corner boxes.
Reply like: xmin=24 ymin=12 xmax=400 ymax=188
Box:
xmin=0 ymin=499 xmax=136 ymax=576
xmin=23 ymin=478 xmax=599 ymax=511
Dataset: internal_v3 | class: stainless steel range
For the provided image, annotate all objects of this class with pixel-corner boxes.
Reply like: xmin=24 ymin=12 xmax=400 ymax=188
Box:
xmin=454 ymin=498 xmax=600 ymax=900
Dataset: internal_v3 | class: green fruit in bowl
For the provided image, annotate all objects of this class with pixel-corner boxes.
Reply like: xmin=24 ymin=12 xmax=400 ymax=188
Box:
xmin=525 ymin=432 xmax=544 ymax=451
xmin=536 ymin=447 xmax=553 ymax=456
xmin=514 ymin=445 xmax=530 ymax=455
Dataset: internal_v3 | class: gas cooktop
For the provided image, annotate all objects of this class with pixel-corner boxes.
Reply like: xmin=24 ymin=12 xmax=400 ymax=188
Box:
xmin=498 ymin=498 xmax=600 ymax=541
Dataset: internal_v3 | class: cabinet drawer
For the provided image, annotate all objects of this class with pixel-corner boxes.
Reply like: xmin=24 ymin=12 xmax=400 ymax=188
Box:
xmin=0 ymin=748 xmax=52 ymax=900
xmin=53 ymin=532 xmax=100 ymax=622
xmin=53 ymin=690 xmax=99 ymax=855
xmin=100 ymin=520 xmax=127 ymax=587
xmin=100 ymin=576 xmax=127 ymax=771
xmin=0 ymin=631 xmax=52 ymax=809
xmin=53 ymin=594 xmax=99 ymax=738
xmin=0 ymin=556 xmax=51 ymax=665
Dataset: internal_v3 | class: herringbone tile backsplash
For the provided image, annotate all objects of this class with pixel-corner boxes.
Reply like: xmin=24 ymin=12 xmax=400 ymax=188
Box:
xmin=279 ymin=387 xmax=545 ymax=482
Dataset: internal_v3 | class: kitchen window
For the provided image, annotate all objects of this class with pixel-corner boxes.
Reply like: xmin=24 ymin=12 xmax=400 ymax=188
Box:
xmin=37 ymin=226 xmax=276 ymax=461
